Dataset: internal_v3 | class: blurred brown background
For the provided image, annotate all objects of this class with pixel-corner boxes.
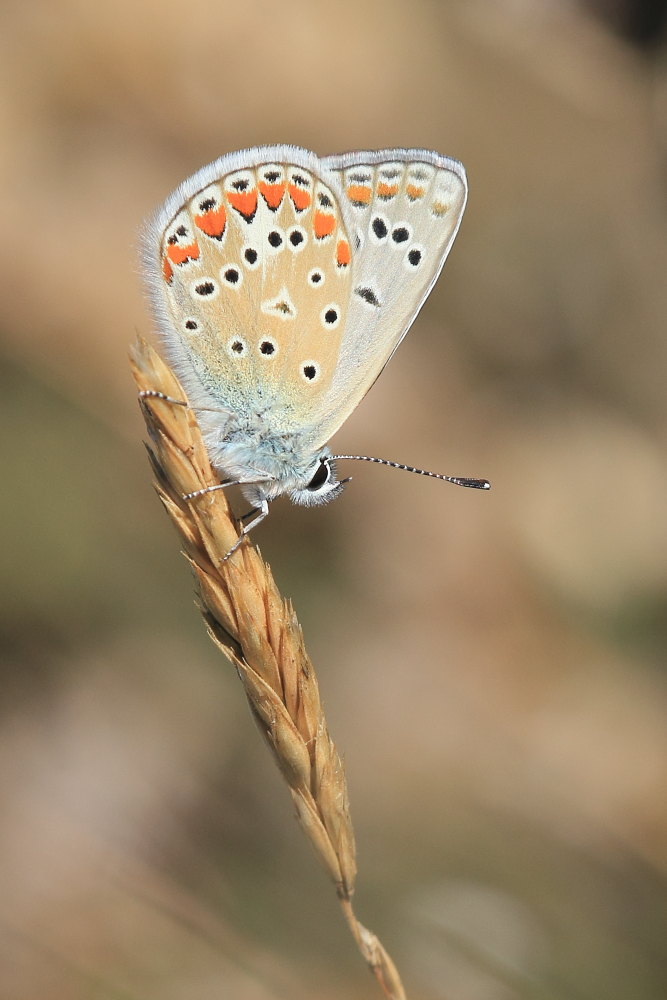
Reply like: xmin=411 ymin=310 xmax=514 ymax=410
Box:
xmin=1 ymin=1 xmax=666 ymax=997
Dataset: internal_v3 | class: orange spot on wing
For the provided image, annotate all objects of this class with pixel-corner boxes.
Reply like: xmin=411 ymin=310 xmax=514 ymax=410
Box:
xmin=313 ymin=211 xmax=335 ymax=239
xmin=406 ymin=184 xmax=425 ymax=200
xmin=227 ymin=188 xmax=258 ymax=220
xmin=259 ymin=181 xmax=286 ymax=210
xmin=162 ymin=255 xmax=173 ymax=283
xmin=166 ymin=241 xmax=200 ymax=266
xmin=336 ymin=239 xmax=351 ymax=267
xmin=432 ymin=200 xmax=449 ymax=217
xmin=377 ymin=182 xmax=398 ymax=199
xmin=347 ymin=184 xmax=371 ymax=205
xmin=194 ymin=205 xmax=226 ymax=238
xmin=288 ymin=184 xmax=312 ymax=211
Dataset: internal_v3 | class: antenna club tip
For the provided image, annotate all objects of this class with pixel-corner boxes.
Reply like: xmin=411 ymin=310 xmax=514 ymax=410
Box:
xmin=453 ymin=477 xmax=491 ymax=490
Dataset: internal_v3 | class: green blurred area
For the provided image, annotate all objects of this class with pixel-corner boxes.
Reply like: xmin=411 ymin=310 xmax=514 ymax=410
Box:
xmin=1 ymin=2 xmax=666 ymax=998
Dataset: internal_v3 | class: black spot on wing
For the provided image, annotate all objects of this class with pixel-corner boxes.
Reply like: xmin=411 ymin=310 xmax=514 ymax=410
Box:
xmin=355 ymin=286 xmax=381 ymax=307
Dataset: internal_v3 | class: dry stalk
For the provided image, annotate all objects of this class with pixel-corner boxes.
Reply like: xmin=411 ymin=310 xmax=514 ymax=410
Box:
xmin=130 ymin=336 xmax=407 ymax=1000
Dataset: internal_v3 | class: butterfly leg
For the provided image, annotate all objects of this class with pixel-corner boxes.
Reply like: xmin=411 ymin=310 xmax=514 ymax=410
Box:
xmin=220 ymin=500 xmax=269 ymax=564
xmin=183 ymin=476 xmax=275 ymax=502
xmin=139 ymin=389 xmax=233 ymax=419
xmin=139 ymin=389 xmax=187 ymax=406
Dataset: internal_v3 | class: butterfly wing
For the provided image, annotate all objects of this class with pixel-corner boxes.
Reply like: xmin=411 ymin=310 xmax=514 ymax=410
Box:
xmin=305 ymin=148 xmax=467 ymax=449
xmin=143 ymin=146 xmax=465 ymax=465
xmin=142 ymin=145 xmax=356 ymax=436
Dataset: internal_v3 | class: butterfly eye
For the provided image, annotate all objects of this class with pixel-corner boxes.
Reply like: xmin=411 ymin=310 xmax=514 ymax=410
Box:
xmin=292 ymin=457 xmax=347 ymax=507
xmin=306 ymin=461 xmax=330 ymax=491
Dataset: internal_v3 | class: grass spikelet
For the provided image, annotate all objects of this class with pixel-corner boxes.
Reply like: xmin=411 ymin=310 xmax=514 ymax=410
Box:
xmin=130 ymin=336 xmax=408 ymax=1000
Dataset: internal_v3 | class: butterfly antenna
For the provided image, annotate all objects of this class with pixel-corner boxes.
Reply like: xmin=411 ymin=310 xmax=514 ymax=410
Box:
xmin=331 ymin=455 xmax=490 ymax=490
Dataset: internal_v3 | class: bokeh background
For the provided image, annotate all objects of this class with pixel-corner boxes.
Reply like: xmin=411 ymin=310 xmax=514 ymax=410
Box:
xmin=1 ymin=1 xmax=666 ymax=997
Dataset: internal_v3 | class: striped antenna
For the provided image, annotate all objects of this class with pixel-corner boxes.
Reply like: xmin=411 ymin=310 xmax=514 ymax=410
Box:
xmin=330 ymin=454 xmax=490 ymax=490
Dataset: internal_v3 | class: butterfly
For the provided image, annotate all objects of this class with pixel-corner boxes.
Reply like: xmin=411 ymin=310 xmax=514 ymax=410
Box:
xmin=141 ymin=145 xmax=489 ymax=561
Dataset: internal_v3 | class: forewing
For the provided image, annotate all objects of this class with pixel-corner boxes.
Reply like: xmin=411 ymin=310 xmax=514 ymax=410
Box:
xmin=308 ymin=148 xmax=467 ymax=447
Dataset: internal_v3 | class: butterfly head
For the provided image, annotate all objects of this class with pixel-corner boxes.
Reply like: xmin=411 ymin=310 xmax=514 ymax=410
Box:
xmin=289 ymin=452 xmax=350 ymax=507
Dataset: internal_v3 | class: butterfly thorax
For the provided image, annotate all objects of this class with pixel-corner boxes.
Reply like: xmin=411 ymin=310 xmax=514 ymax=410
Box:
xmin=199 ymin=408 xmax=335 ymax=507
